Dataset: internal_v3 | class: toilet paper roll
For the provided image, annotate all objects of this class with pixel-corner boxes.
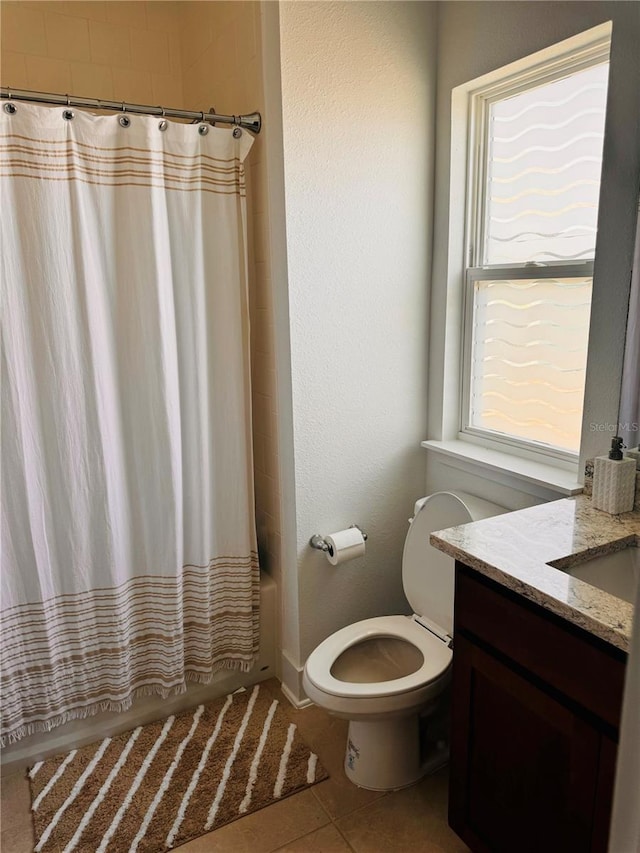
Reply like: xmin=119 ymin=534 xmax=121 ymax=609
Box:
xmin=325 ymin=528 xmax=366 ymax=566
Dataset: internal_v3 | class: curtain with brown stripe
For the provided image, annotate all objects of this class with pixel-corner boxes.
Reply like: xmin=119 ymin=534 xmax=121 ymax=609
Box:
xmin=0 ymin=102 xmax=260 ymax=745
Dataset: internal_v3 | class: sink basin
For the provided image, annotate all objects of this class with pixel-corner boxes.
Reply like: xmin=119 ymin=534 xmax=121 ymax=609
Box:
xmin=550 ymin=545 xmax=639 ymax=604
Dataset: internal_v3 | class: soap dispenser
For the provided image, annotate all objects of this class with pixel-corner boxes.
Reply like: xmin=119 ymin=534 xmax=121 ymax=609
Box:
xmin=592 ymin=436 xmax=636 ymax=514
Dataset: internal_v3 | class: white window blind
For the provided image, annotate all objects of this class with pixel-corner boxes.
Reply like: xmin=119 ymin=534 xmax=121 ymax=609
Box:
xmin=463 ymin=49 xmax=610 ymax=459
xmin=469 ymin=275 xmax=592 ymax=452
xmin=483 ymin=63 xmax=609 ymax=266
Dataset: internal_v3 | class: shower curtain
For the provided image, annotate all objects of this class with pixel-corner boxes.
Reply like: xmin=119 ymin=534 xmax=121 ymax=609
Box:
xmin=0 ymin=103 xmax=259 ymax=745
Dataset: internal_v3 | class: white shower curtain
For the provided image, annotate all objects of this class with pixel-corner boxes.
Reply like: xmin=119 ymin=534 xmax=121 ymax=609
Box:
xmin=0 ymin=103 xmax=259 ymax=745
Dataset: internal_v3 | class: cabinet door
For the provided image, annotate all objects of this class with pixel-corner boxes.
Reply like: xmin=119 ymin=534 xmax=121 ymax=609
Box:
xmin=450 ymin=635 xmax=600 ymax=853
xmin=591 ymin=735 xmax=617 ymax=853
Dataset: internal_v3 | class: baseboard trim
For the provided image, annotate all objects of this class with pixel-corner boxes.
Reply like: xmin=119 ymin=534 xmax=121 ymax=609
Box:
xmin=280 ymin=682 xmax=312 ymax=709
xmin=279 ymin=649 xmax=310 ymax=707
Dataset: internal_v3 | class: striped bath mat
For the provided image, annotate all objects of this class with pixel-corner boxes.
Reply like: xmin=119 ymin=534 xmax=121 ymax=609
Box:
xmin=28 ymin=684 xmax=328 ymax=853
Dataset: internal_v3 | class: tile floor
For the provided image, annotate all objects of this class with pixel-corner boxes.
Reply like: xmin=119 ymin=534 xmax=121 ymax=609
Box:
xmin=0 ymin=680 xmax=469 ymax=852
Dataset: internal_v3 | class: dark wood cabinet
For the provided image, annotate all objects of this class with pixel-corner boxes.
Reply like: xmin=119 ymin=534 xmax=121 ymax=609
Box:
xmin=449 ymin=564 xmax=627 ymax=853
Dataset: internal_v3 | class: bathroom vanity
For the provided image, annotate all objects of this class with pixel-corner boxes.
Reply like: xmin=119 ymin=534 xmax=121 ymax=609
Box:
xmin=431 ymin=497 xmax=639 ymax=853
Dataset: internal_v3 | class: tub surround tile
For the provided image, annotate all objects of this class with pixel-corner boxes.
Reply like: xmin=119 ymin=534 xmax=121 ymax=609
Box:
xmin=0 ymin=4 xmax=47 ymax=57
xmin=88 ymin=19 xmax=132 ymax=68
xmin=105 ymin=0 xmax=147 ymax=31
xmin=44 ymin=11 xmax=91 ymax=63
xmin=431 ymin=495 xmax=639 ymax=652
xmin=129 ymin=27 xmax=169 ymax=75
xmin=145 ymin=2 xmax=180 ymax=34
xmin=70 ymin=61 xmax=113 ymax=101
xmin=0 ymin=51 xmax=28 ymax=87
xmin=63 ymin=3 xmax=109 ymax=23
xmin=24 ymin=53 xmax=72 ymax=93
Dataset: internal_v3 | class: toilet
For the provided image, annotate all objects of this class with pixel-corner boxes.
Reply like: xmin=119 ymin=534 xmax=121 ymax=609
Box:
xmin=302 ymin=490 xmax=505 ymax=791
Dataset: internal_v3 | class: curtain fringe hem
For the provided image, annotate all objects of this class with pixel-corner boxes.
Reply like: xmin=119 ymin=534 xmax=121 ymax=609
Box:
xmin=0 ymin=656 xmax=258 ymax=748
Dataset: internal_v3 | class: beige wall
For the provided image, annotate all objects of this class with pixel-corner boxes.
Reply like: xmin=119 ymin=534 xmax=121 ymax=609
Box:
xmin=0 ymin=1 xmax=183 ymax=104
xmin=0 ymin=0 xmax=282 ymax=612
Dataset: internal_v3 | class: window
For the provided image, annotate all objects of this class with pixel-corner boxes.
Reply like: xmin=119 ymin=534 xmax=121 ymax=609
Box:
xmin=462 ymin=41 xmax=610 ymax=461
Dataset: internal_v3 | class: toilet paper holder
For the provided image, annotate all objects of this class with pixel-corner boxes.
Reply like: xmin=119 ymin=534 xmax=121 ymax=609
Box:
xmin=310 ymin=525 xmax=368 ymax=555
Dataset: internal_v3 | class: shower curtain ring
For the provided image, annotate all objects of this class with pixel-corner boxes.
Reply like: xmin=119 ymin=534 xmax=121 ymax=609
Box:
xmin=3 ymin=87 xmax=16 ymax=114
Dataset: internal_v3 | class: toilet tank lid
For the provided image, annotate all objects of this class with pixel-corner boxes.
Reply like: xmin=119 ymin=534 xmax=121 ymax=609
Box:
xmin=402 ymin=491 xmax=506 ymax=633
xmin=412 ymin=491 xmax=505 ymax=523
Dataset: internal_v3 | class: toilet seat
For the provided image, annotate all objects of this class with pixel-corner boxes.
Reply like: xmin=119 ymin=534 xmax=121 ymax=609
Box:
xmin=304 ymin=615 xmax=452 ymax=699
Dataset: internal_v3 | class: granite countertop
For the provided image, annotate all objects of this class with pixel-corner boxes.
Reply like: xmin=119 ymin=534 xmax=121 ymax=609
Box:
xmin=431 ymin=495 xmax=640 ymax=652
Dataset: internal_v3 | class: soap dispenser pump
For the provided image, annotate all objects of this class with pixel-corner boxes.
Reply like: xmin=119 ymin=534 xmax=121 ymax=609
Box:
xmin=592 ymin=436 xmax=636 ymax=514
xmin=608 ymin=436 xmax=625 ymax=460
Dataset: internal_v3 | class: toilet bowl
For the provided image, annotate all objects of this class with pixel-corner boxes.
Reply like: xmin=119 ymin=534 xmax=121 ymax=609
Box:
xmin=302 ymin=490 xmax=505 ymax=791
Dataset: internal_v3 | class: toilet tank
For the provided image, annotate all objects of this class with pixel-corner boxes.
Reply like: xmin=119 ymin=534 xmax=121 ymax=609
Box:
xmin=402 ymin=491 xmax=506 ymax=636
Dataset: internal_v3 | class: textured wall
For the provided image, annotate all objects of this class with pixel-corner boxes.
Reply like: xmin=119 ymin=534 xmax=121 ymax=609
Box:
xmin=278 ymin=0 xmax=437 ymax=680
xmin=427 ymin=1 xmax=640 ymax=499
xmin=0 ymin=1 xmax=182 ymax=105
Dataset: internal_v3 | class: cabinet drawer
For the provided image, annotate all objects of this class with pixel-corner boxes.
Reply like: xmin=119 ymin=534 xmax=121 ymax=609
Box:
xmin=454 ymin=564 xmax=626 ymax=728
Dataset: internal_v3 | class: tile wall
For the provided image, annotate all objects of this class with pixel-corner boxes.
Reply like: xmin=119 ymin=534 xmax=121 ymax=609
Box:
xmin=1 ymin=1 xmax=183 ymax=105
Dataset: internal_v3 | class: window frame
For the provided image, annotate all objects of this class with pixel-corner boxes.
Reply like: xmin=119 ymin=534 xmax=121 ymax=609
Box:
xmin=459 ymin=37 xmax=611 ymax=465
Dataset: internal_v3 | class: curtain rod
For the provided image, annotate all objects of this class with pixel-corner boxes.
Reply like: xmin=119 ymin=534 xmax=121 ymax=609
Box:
xmin=0 ymin=87 xmax=262 ymax=134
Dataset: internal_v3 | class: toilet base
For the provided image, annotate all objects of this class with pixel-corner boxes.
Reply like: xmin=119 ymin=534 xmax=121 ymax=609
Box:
xmin=344 ymin=715 xmax=445 ymax=791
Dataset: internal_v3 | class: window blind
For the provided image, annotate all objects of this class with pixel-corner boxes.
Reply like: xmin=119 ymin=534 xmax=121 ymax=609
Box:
xmin=484 ymin=63 xmax=609 ymax=266
xmin=470 ymin=276 xmax=593 ymax=451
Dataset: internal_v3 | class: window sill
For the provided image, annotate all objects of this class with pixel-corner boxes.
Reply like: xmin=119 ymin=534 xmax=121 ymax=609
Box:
xmin=421 ymin=439 xmax=583 ymax=498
